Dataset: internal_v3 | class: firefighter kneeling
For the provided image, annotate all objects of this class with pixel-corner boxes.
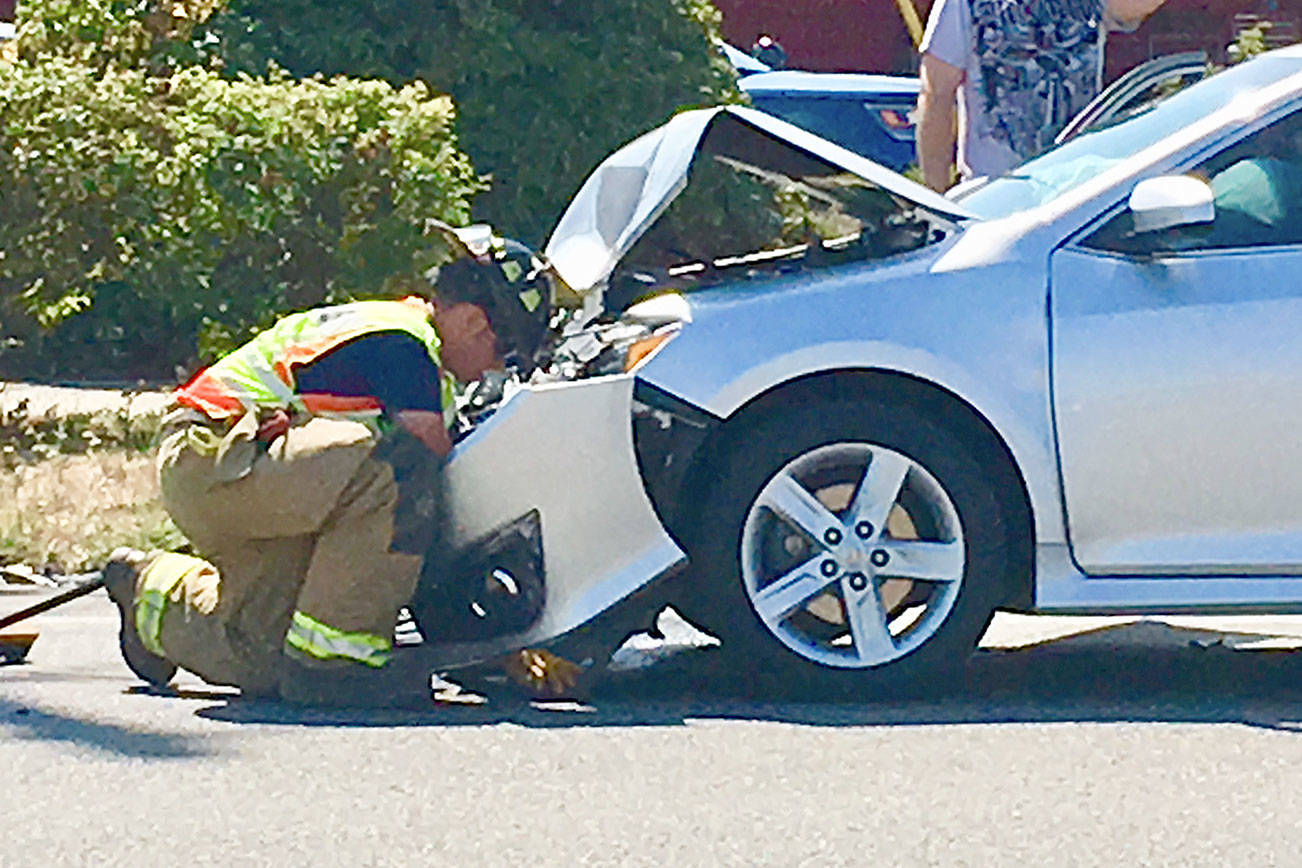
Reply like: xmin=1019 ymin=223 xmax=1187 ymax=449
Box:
xmin=102 ymin=252 xmax=578 ymax=707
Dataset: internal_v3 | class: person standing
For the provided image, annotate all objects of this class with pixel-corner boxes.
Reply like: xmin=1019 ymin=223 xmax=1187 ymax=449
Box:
xmin=916 ymin=0 xmax=1168 ymax=191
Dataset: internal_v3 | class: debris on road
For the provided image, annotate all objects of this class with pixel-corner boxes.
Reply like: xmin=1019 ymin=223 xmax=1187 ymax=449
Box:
xmin=0 ymin=633 xmax=36 ymax=665
xmin=0 ymin=573 xmax=109 ymax=665
xmin=607 ymin=608 xmax=719 ymax=673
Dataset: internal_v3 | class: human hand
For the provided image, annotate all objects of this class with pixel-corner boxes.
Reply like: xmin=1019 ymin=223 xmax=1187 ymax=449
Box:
xmin=502 ymin=648 xmax=584 ymax=697
xmin=256 ymin=408 xmax=291 ymax=442
xmin=1105 ymin=0 xmax=1167 ymax=28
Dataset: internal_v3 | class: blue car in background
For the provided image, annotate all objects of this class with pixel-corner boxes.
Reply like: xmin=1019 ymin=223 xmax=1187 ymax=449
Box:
xmin=722 ymin=42 xmax=1210 ymax=176
xmin=722 ymin=42 xmax=920 ymax=173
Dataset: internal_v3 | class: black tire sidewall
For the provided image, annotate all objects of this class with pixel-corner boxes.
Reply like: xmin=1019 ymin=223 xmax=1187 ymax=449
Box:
xmin=683 ymin=396 xmax=1016 ymax=691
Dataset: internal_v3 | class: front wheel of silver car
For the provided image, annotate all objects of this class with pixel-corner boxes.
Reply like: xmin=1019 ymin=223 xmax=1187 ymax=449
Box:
xmin=682 ymin=396 xmax=1022 ymax=692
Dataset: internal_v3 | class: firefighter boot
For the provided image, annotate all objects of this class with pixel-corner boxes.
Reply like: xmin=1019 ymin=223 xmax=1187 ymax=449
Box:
xmin=103 ymin=549 xmax=178 ymax=688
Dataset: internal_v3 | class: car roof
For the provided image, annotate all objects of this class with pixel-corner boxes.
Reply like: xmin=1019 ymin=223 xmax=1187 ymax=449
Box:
xmin=740 ymin=70 xmax=920 ymax=99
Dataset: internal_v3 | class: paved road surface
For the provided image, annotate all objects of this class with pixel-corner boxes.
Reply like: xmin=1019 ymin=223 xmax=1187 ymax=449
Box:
xmin=3 ymin=588 xmax=1302 ymax=866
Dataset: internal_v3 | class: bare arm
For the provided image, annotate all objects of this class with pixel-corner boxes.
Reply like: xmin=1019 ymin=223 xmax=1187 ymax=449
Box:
xmin=1104 ymin=0 xmax=1166 ymax=29
xmin=395 ymin=410 xmax=453 ymax=457
xmin=917 ymin=52 xmax=964 ymax=192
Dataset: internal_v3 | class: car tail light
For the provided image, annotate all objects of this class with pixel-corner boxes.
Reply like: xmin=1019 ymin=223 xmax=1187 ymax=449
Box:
xmin=877 ymin=108 xmax=914 ymax=131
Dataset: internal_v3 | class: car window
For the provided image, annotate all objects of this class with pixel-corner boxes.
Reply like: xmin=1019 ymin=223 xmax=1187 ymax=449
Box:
xmin=607 ymin=120 xmax=939 ymax=309
xmin=750 ymin=98 xmax=914 ymax=164
xmin=1080 ymin=69 xmax=1207 ymax=135
xmin=958 ymin=54 xmax=1302 ymax=220
xmin=1083 ymin=110 xmax=1302 ymax=254
xmin=1056 ymin=52 xmax=1210 ymax=146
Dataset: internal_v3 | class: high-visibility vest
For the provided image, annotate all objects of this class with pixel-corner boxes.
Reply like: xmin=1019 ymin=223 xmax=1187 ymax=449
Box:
xmin=176 ymin=298 xmax=458 ymax=428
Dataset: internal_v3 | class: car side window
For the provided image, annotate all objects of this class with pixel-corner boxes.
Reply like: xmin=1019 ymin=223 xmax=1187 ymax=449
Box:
xmin=1082 ymin=112 xmax=1302 ymax=255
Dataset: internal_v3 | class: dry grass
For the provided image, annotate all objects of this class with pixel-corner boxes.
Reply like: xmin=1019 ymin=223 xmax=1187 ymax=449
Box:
xmin=0 ymin=450 xmax=185 ymax=573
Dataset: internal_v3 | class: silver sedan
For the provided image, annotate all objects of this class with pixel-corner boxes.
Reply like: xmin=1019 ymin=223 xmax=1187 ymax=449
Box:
xmin=433 ymin=44 xmax=1302 ymax=688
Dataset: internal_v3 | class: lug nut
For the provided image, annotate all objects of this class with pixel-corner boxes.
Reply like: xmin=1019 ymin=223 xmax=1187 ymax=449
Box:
xmin=870 ymin=549 xmax=890 ymax=567
xmin=855 ymin=521 xmax=874 ymax=539
xmin=820 ymin=559 xmax=839 ymax=577
xmin=824 ymin=528 xmax=842 ymax=546
xmin=847 ymin=572 xmax=868 ymax=591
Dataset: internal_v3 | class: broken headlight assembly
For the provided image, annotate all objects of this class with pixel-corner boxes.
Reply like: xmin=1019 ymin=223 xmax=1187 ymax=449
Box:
xmin=550 ymin=292 xmax=691 ymax=378
xmin=447 ymin=284 xmax=690 ymax=445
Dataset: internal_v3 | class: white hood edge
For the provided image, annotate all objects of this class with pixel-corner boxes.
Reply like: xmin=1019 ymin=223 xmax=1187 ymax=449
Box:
xmin=543 ymin=105 xmax=975 ymax=294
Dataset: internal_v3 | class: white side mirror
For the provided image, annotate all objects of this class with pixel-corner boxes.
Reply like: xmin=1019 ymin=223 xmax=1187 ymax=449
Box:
xmin=1128 ymin=175 xmax=1215 ymax=233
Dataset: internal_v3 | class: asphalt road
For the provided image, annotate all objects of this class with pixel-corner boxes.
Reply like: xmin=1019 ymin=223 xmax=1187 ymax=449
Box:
xmin=4 ymin=588 xmax=1302 ymax=867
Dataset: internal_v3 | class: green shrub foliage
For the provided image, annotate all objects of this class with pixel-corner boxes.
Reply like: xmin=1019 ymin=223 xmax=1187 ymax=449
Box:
xmin=192 ymin=0 xmax=740 ymax=245
xmin=0 ymin=1 xmax=480 ymax=378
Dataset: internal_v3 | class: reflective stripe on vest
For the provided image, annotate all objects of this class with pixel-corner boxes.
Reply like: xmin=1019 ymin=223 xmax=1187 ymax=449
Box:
xmin=284 ymin=610 xmax=392 ymax=668
xmin=176 ymin=298 xmax=457 ymax=428
xmin=133 ymin=553 xmax=215 ymax=657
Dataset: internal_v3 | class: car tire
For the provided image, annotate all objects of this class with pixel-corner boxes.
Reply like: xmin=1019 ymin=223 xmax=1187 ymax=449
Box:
xmin=678 ymin=395 xmax=1022 ymax=694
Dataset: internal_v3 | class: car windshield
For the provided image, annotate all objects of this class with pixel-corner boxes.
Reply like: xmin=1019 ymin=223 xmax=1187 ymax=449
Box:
xmin=957 ymin=54 xmax=1302 ymax=220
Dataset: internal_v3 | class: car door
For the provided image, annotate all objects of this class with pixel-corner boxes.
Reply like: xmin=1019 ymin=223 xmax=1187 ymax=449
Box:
xmin=1051 ymin=109 xmax=1302 ymax=575
xmin=1055 ymin=52 xmax=1209 ymax=146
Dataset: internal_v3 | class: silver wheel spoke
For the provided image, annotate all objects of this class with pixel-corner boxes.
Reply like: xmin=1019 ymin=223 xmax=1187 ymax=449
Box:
xmin=760 ymin=471 xmax=842 ymax=540
xmin=842 ymin=579 xmax=896 ymax=663
xmin=848 ymin=449 xmax=910 ymax=533
xmin=739 ymin=440 xmax=966 ymax=670
xmin=752 ymin=556 xmax=839 ymax=622
xmin=877 ymin=540 xmax=964 ymax=583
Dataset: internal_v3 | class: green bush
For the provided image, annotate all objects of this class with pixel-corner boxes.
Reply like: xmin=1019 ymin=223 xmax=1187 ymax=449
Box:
xmin=190 ymin=0 xmax=740 ymax=245
xmin=11 ymin=0 xmax=225 ymax=71
xmin=0 ymin=0 xmax=481 ymax=378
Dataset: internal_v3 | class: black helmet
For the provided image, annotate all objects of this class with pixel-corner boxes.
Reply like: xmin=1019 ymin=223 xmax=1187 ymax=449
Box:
xmin=429 ymin=225 xmax=551 ymax=372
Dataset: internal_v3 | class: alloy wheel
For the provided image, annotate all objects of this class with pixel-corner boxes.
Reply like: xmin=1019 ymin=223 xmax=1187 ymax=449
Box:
xmin=739 ymin=441 xmax=966 ymax=669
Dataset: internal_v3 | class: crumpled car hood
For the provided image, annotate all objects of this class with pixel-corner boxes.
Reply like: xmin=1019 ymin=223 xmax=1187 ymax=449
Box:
xmin=543 ymin=105 xmax=975 ymax=294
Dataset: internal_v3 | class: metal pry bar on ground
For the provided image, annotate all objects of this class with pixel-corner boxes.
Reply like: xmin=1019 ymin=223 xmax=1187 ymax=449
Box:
xmin=0 ymin=575 xmax=106 ymax=664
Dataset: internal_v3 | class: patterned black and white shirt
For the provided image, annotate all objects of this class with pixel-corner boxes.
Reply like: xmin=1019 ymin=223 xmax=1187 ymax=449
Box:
xmin=922 ymin=0 xmax=1108 ymax=179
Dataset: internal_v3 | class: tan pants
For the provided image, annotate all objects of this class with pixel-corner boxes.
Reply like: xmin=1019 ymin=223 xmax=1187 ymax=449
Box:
xmin=149 ymin=414 xmax=423 ymax=694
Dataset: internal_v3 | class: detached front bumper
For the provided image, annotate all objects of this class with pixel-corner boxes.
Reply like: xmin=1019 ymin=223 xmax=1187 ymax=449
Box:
xmin=425 ymin=374 xmax=687 ymax=667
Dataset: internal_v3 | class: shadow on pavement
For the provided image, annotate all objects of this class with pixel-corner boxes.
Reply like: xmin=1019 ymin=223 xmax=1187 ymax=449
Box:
xmin=0 ymin=695 xmax=211 ymax=758
xmin=196 ymin=620 xmax=1302 ymax=732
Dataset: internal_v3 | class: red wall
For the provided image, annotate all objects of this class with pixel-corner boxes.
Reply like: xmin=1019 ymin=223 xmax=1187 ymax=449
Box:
xmin=1105 ymin=1 xmax=1302 ymax=79
xmin=715 ymin=0 xmax=1302 ymax=78
xmin=0 ymin=0 xmax=15 ymax=22
xmin=714 ymin=0 xmax=921 ymax=73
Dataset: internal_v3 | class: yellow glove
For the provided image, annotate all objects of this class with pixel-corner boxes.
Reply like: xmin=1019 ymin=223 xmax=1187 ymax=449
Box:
xmin=502 ymin=648 xmax=584 ymax=697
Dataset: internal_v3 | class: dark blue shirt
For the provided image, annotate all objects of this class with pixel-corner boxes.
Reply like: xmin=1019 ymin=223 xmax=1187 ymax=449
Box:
xmin=294 ymin=331 xmax=443 ymax=415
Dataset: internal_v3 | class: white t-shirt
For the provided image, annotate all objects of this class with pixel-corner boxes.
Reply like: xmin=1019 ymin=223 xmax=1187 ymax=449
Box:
xmin=921 ymin=0 xmax=1109 ymax=180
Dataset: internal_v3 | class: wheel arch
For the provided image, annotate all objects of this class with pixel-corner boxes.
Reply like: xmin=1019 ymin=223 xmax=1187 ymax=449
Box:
xmin=668 ymin=368 xmax=1036 ymax=609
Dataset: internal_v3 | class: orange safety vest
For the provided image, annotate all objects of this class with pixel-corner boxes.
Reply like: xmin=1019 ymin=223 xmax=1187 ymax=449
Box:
xmin=176 ymin=297 xmax=457 ymax=427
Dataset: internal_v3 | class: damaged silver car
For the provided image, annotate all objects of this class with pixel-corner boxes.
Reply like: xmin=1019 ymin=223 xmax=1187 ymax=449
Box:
xmin=421 ymin=44 xmax=1302 ymax=688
